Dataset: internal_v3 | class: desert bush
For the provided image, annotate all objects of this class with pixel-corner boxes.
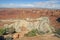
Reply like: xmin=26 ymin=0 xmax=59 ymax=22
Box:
xmin=5 ymin=27 xmax=16 ymax=34
xmin=52 ymin=28 xmax=60 ymax=38
xmin=0 ymin=28 xmax=5 ymax=36
xmin=55 ymin=28 xmax=60 ymax=35
xmin=24 ymin=29 xmax=37 ymax=37
xmin=54 ymin=28 xmax=60 ymax=37
xmin=37 ymin=31 xmax=46 ymax=35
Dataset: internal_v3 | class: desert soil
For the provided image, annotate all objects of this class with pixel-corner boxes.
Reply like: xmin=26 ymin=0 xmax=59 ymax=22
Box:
xmin=14 ymin=34 xmax=60 ymax=40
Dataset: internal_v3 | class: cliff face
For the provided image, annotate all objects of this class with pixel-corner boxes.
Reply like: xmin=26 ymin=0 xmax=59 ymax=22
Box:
xmin=0 ymin=8 xmax=60 ymax=28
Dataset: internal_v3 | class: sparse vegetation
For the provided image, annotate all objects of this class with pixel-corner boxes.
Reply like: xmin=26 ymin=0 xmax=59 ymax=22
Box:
xmin=5 ymin=27 xmax=16 ymax=34
xmin=24 ymin=29 xmax=37 ymax=37
xmin=54 ymin=28 xmax=60 ymax=37
xmin=37 ymin=31 xmax=46 ymax=35
xmin=0 ymin=28 xmax=5 ymax=36
xmin=55 ymin=29 xmax=60 ymax=35
xmin=0 ymin=27 xmax=16 ymax=36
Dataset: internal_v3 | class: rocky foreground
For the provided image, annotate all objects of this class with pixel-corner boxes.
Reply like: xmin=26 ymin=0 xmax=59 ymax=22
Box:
xmin=13 ymin=34 xmax=60 ymax=40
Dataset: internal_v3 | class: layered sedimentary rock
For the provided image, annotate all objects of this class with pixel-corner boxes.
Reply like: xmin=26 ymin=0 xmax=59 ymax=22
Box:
xmin=0 ymin=8 xmax=60 ymax=29
xmin=0 ymin=8 xmax=60 ymax=34
xmin=3 ymin=17 xmax=55 ymax=34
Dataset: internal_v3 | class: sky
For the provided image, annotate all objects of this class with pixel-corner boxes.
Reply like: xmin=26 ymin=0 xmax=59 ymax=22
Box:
xmin=0 ymin=0 xmax=60 ymax=9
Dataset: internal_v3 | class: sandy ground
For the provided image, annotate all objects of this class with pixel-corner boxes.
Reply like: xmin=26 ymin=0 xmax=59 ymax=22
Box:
xmin=4 ymin=33 xmax=60 ymax=40
xmin=13 ymin=34 xmax=60 ymax=40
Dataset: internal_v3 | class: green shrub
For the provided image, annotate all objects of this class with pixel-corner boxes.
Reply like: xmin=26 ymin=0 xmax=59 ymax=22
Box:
xmin=24 ymin=29 xmax=37 ymax=37
xmin=55 ymin=28 xmax=60 ymax=35
xmin=5 ymin=27 xmax=15 ymax=34
xmin=54 ymin=28 xmax=60 ymax=38
xmin=0 ymin=28 xmax=5 ymax=36
xmin=37 ymin=31 xmax=45 ymax=35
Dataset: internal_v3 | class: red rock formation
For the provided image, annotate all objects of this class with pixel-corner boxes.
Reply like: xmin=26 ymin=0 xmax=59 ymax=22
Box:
xmin=0 ymin=8 xmax=60 ymax=28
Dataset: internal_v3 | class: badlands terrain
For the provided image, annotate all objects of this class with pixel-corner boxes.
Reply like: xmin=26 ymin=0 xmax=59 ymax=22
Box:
xmin=0 ymin=8 xmax=60 ymax=40
xmin=0 ymin=8 xmax=60 ymax=28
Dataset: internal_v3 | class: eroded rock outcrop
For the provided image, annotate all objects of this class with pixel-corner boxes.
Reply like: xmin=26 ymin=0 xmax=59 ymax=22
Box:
xmin=3 ymin=17 xmax=55 ymax=35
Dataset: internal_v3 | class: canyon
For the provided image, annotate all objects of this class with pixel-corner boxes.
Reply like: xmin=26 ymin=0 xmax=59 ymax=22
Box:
xmin=0 ymin=8 xmax=60 ymax=29
xmin=0 ymin=8 xmax=60 ymax=40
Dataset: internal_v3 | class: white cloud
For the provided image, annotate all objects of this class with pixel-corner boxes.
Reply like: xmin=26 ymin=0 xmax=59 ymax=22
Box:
xmin=33 ymin=1 xmax=60 ymax=9
xmin=0 ymin=3 xmax=34 ymax=8
xmin=0 ymin=1 xmax=60 ymax=9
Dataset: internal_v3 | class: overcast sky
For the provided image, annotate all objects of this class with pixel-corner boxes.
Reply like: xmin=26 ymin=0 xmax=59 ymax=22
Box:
xmin=0 ymin=0 xmax=60 ymax=9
